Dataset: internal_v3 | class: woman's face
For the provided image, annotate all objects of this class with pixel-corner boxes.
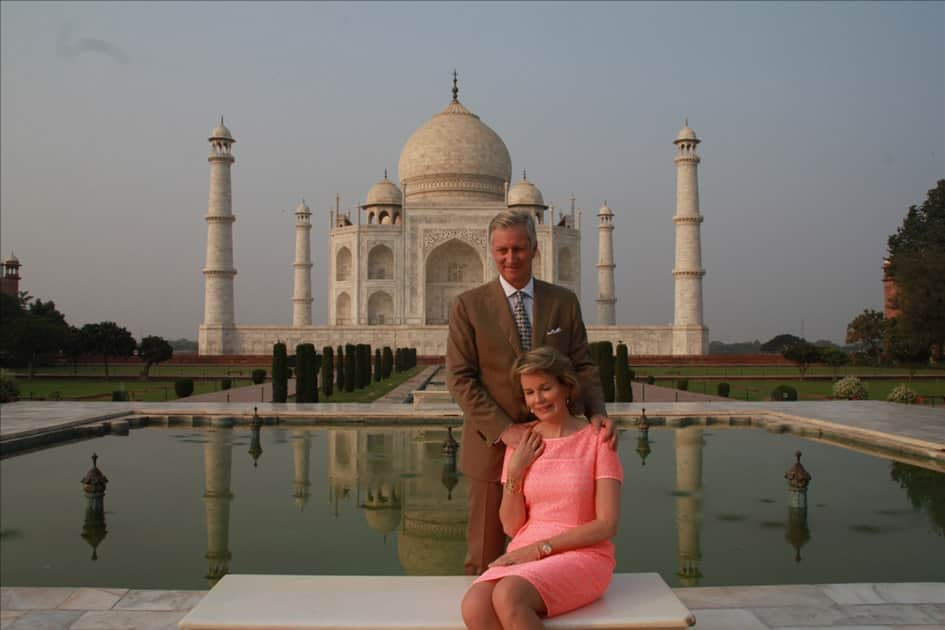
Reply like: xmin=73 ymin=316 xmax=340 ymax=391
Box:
xmin=520 ymin=371 xmax=570 ymax=421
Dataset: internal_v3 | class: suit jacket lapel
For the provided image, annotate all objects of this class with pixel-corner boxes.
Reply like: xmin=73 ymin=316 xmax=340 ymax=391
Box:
xmin=532 ymin=279 xmax=550 ymax=347
xmin=490 ymin=278 xmax=522 ymax=354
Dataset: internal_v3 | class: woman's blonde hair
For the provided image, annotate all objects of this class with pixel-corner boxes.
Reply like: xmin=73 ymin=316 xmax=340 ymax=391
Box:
xmin=511 ymin=346 xmax=580 ymax=401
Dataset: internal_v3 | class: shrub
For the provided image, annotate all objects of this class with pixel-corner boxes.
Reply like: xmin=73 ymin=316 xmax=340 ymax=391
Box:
xmin=321 ymin=346 xmax=334 ymax=398
xmin=0 ymin=371 xmax=19 ymax=403
xmin=111 ymin=390 xmax=129 ymax=402
xmin=646 ymin=374 xmax=655 ymax=385
xmin=251 ymin=369 xmax=266 ymax=384
xmin=676 ymin=379 xmax=689 ymax=391
xmin=221 ymin=378 xmax=232 ymax=391
xmin=272 ymin=343 xmax=288 ymax=403
xmin=336 ymin=346 xmax=345 ymax=391
xmin=832 ymin=376 xmax=868 ymax=400
xmin=597 ymin=341 xmax=615 ymax=403
xmin=717 ymin=382 xmax=730 ymax=398
xmin=382 ymin=346 xmax=393 ymax=379
xmin=886 ymin=384 xmax=917 ymax=404
xmin=344 ymin=344 xmax=356 ymax=392
xmin=770 ymin=384 xmax=798 ymax=401
xmin=174 ymin=378 xmax=194 ymax=398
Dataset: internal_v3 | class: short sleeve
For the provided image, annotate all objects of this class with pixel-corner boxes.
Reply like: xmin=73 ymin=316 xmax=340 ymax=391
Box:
xmin=500 ymin=445 xmax=515 ymax=483
xmin=595 ymin=432 xmax=623 ymax=482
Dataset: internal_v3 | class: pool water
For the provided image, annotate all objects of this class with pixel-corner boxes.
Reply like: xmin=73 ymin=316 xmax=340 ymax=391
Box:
xmin=1 ymin=424 xmax=942 ymax=589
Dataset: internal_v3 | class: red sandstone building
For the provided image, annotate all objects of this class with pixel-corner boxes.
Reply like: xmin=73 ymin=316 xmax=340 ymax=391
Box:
xmin=882 ymin=258 xmax=899 ymax=319
xmin=1 ymin=253 xmax=21 ymax=298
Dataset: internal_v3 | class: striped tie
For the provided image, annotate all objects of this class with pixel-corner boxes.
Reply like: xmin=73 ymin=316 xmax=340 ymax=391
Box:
xmin=512 ymin=290 xmax=532 ymax=352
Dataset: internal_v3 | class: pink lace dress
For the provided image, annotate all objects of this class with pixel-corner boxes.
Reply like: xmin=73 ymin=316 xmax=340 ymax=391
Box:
xmin=474 ymin=423 xmax=623 ymax=617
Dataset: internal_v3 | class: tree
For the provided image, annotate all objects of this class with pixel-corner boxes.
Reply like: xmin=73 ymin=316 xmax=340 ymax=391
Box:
xmin=272 ymin=343 xmax=288 ymax=403
xmin=886 ymin=180 xmax=945 ymax=359
xmin=761 ymin=334 xmax=804 ymax=353
xmin=782 ymin=342 xmax=822 ymax=380
xmin=81 ymin=321 xmax=136 ymax=379
xmin=819 ymin=346 xmax=850 ymax=378
xmin=138 ymin=335 xmax=173 ymax=379
xmin=845 ymin=309 xmax=885 ymax=364
xmin=0 ymin=294 xmax=68 ymax=377
xmin=884 ymin=318 xmax=928 ymax=377
xmin=62 ymin=326 xmax=87 ymax=376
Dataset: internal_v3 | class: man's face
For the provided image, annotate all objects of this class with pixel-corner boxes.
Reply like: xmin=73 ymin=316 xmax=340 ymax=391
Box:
xmin=490 ymin=225 xmax=537 ymax=289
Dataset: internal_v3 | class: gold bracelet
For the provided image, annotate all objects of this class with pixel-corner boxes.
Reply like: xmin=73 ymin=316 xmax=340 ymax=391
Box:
xmin=505 ymin=479 xmax=520 ymax=495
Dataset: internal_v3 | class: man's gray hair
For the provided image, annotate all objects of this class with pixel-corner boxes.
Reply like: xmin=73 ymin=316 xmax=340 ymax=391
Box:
xmin=488 ymin=210 xmax=537 ymax=249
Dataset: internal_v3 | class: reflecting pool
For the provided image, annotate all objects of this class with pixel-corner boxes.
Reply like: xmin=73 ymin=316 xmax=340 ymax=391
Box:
xmin=1 ymin=424 xmax=942 ymax=590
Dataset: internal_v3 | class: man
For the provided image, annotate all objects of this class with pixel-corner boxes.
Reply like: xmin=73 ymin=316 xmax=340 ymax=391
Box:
xmin=446 ymin=209 xmax=613 ymax=576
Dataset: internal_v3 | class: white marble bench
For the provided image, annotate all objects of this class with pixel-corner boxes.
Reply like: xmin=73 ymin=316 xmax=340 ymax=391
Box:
xmin=178 ymin=573 xmax=695 ymax=629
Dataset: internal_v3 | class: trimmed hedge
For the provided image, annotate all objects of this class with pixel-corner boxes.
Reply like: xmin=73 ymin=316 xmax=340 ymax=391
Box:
xmin=770 ymin=384 xmax=798 ymax=401
xmin=717 ymin=382 xmax=730 ymax=397
xmin=336 ymin=345 xmax=345 ymax=391
xmin=374 ymin=349 xmax=382 ymax=382
xmin=251 ymin=369 xmax=266 ymax=385
xmin=111 ymin=390 xmax=129 ymax=402
xmin=321 ymin=346 xmax=334 ymax=398
xmin=344 ymin=344 xmax=356 ymax=392
xmin=272 ymin=343 xmax=288 ymax=403
xmin=382 ymin=346 xmax=393 ymax=379
xmin=221 ymin=378 xmax=232 ymax=391
xmin=615 ymin=343 xmax=632 ymax=403
xmin=174 ymin=378 xmax=194 ymax=398
xmin=676 ymin=379 xmax=689 ymax=391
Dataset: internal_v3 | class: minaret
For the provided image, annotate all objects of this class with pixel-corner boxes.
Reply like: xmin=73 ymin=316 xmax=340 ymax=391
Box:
xmin=202 ymin=118 xmax=237 ymax=353
xmin=672 ymin=120 xmax=706 ymax=354
xmin=1 ymin=252 xmax=21 ymax=298
xmin=292 ymin=429 xmax=312 ymax=509
xmin=596 ymin=201 xmax=616 ymax=325
xmin=292 ymin=199 xmax=313 ymax=326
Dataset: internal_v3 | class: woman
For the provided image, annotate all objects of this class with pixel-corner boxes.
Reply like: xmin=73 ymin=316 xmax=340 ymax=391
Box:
xmin=461 ymin=346 xmax=623 ymax=630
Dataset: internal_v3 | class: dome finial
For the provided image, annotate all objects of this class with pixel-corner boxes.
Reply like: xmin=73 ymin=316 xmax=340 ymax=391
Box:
xmin=684 ymin=117 xmax=688 ymax=127
xmin=522 ymin=168 xmax=527 ymax=181
xmin=384 ymin=168 xmax=388 ymax=180
xmin=452 ymin=69 xmax=459 ymax=101
xmin=221 ymin=115 xmax=224 ymax=126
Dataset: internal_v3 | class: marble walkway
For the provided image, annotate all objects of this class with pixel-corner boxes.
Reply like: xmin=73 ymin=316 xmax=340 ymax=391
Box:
xmin=2 ymin=582 xmax=944 ymax=629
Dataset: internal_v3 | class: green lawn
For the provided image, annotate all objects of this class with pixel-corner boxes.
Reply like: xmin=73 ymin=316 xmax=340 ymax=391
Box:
xmin=10 ymin=364 xmax=269 ymax=379
xmin=292 ymin=366 xmax=424 ymax=403
xmin=634 ymin=365 xmax=944 ymax=378
xmin=12 ymin=378 xmax=252 ymax=402
xmin=670 ymin=378 xmax=945 ymax=402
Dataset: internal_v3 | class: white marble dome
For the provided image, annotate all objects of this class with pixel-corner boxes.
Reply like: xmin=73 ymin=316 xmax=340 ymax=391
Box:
xmin=507 ymin=175 xmax=546 ymax=208
xmin=365 ymin=175 xmax=403 ymax=207
xmin=398 ymin=98 xmax=512 ymax=202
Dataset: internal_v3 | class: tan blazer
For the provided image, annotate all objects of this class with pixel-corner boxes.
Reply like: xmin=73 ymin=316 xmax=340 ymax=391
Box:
xmin=446 ymin=278 xmax=606 ymax=482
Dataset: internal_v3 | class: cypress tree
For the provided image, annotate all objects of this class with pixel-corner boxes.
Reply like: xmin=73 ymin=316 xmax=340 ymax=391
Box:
xmin=615 ymin=343 xmax=631 ymax=402
xmin=598 ymin=340 xmax=615 ymax=403
xmin=374 ymin=349 xmax=382 ymax=382
xmin=272 ymin=342 xmax=288 ymax=403
xmin=336 ymin=345 xmax=345 ymax=391
xmin=321 ymin=346 xmax=334 ymax=398
xmin=295 ymin=343 xmax=309 ymax=402
xmin=344 ymin=344 xmax=356 ymax=392
xmin=382 ymin=346 xmax=393 ymax=378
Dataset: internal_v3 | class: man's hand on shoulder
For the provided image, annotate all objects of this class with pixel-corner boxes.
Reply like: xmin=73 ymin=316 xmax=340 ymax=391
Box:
xmin=499 ymin=423 xmax=538 ymax=449
xmin=589 ymin=414 xmax=618 ymax=450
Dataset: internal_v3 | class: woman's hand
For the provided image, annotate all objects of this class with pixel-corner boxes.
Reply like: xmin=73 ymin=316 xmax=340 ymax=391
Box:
xmin=507 ymin=428 xmax=544 ymax=480
xmin=488 ymin=543 xmax=541 ymax=567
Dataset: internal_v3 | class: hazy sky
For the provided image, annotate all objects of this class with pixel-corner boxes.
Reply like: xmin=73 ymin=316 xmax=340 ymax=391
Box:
xmin=2 ymin=2 xmax=942 ymax=344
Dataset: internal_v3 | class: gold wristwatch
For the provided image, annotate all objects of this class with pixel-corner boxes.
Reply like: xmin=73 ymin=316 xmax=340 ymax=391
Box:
xmin=538 ymin=541 xmax=553 ymax=558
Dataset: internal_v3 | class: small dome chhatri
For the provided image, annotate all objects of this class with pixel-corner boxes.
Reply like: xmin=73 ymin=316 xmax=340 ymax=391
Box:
xmin=508 ymin=170 xmax=547 ymax=208
xmin=598 ymin=200 xmax=613 ymax=216
xmin=209 ymin=116 xmax=234 ymax=142
xmin=295 ymin=199 xmax=310 ymax=214
xmin=675 ymin=118 xmax=699 ymax=143
xmin=365 ymin=170 xmax=403 ymax=207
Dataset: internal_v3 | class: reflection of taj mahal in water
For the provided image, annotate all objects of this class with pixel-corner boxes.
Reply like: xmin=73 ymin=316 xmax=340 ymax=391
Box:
xmin=192 ymin=425 xmax=813 ymax=587
xmin=199 ymin=76 xmax=708 ymax=356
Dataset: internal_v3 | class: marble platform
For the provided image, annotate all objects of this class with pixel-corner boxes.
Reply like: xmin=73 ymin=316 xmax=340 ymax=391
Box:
xmin=2 ymin=582 xmax=943 ymax=630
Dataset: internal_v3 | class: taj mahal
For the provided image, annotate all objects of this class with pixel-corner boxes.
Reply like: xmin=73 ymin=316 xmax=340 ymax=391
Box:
xmin=198 ymin=76 xmax=707 ymax=356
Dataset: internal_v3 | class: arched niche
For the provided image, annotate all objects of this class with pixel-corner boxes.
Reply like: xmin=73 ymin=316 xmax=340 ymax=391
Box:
xmin=557 ymin=246 xmax=574 ymax=282
xmin=335 ymin=291 xmax=352 ymax=325
xmin=424 ymin=239 xmax=483 ymax=325
xmin=368 ymin=290 xmax=394 ymax=325
xmin=336 ymin=247 xmax=352 ymax=282
xmin=368 ymin=245 xmax=394 ymax=280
